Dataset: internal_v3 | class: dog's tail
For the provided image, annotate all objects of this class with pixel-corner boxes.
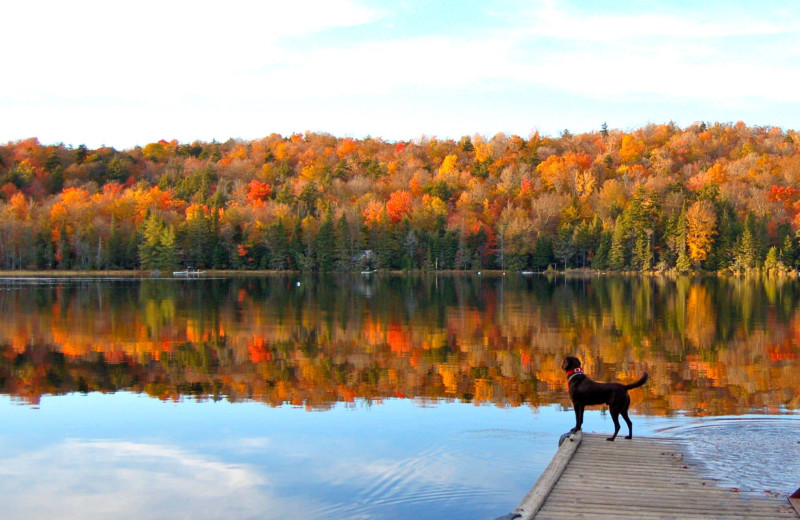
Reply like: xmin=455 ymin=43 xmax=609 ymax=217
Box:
xmin=624 ymin=371 xmax=648 ymax=390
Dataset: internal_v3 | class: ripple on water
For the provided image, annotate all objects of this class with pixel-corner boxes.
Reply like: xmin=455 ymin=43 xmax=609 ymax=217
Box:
xmin=309 ymin=429 xmax=549 ymax=520
xmin=657 ymin=417 xmax=800 ymax=497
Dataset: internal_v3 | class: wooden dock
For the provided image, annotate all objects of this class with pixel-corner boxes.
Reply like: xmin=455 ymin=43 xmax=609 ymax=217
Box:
xmin=505 ymin=432 xmax=799 ymax=520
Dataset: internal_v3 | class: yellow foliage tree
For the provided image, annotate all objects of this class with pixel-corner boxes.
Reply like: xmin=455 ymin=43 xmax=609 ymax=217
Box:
xmin=686 ymin=200 xmax=717 ymax=264
xmin=439 ymin=154 xmax=459 ymax=176
xmin=620 ymin=135 xmax=645 ymax=164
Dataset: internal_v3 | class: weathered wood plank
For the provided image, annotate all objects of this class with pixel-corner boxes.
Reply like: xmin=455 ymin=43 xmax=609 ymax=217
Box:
xmin=541 ymin=498 xmax=794 ymax=514
xmin=534 ymin=511 xmax=793 ymax=520
xmin=545 ymin=490 xmax=784 ymax=505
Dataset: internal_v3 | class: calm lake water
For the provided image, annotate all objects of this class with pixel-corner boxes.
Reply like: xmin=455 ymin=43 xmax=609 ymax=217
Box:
xmin=1 ymin=274 xmax=799 ymax=519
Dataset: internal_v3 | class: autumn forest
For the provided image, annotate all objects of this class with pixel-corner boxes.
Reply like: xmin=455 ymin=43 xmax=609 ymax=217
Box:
xmin=2 ymin=122 xmax=800 ymax=273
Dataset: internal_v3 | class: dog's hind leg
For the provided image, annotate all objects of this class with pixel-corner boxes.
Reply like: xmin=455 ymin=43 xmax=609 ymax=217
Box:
xmin=607 ymin=409 xmax=621 ymax=441
xmin=621 ymin=409 xmax=633 ymax=439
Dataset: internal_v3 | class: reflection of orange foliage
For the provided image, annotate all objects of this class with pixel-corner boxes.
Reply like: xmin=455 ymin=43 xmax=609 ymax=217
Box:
xmin=2 ymin=278 xmax=800 ymax=415
xmin=387 ymin=324 xmax=411 ymax=354
xmin=249 ymin=337 xmax=271 ymax=363
xmin=769 ymin=338 xmax=799 ymax=362
xmin=686 ymin=285 xmax=715 ymax=348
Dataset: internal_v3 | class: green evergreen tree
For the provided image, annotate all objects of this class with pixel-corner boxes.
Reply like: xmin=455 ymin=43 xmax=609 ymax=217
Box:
xmin=209 ymin=210 xmax=229 ymax=269
xmin=676 ymin=249 xmax=692 ymax=273
xmin=734 ymin=227 xmax=757 ymax=270
xmin=709 ymin=200 xmax=739 ymax=270
xmin=625 ymin=187 xmax=659 ymax=271
xmin=763 ymin=246 xmax=781 ymax=273
xmin=139 ymin=216 xmax=178 ymax=271
xmin=592 ymin=231 xmax=611 ymax=270
xmin=403 ymin=229 xmax=419 ymax=270
xmin=608 ymin=218 xmax=628 ymax=270
xmin=572 ymin=220 xmax=592 ymax=268
xmin=531 ymin=236 xmax=553 ymax=270
xmin=781 ymin=234 xmax=796 ymax=268
xmin=180 ymin=212 xmax=212 ymax=268
xmin=315 ymin=212 xmax=336 ymax=271
xmin=139 ymin=216 xmax=163 ymax=271
xmin=554 ymin=224 xmax=575 ymax=270
xmin=158 ymin=226 xmax=179 ymax=271
xmin=290 ymin=220 xmax=310 ymax=270
xmin=268 ymin=221 xmax=290 ymax=270
xmin=334 ymin=214 xmax=352 ymax=270
xmin=632 ymin=233 xmax=653 ymax=271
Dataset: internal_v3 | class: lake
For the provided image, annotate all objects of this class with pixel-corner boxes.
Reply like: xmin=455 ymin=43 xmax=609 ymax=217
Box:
xmin=1 ymin=273 xmax=798 ymax=519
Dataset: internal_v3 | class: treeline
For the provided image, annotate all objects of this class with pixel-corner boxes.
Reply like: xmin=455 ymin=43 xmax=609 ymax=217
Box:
xmin=1 ymin=122 xmax=800 ymax=272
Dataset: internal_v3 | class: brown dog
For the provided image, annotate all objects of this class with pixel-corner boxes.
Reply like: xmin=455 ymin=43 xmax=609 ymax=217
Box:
xmin=562 ymin=356 xmax=648 ymax=441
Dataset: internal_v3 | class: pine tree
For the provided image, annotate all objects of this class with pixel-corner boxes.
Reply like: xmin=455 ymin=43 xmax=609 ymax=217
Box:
xmin=158 ymin=225 xmax=179 ymax=271
xmin=608 ymin=218 xmax=627 ymax=270
xmin=403 ymin=229 xmax=419 ymax=269
xmin=781 ymin=234 xmax=796 ymax=268
xmin=334 ymin=214 xmax=352 ymax=271
xmin=315 ymin=212 xmax=335 ymax=271
xmin=734 ymin=227 xmax=757 ymax=270
xmin=139 ymin=216 xmax=178 ymax=271
xmin=763 ymin=246 xmax=781 ymax=273
xmin=531 ymin=236 xmax=552 ymax=270
xmin=553 ymin=224 xmax=575 ymax=270
xmin=139 ymin=216 xmax=162 ymax=271
xmin=290 ymin=220 xmax=308 ymax=270
xmin=592 ymin=231 xmax=611 ymax=270
xmin=676 ymin=249 xmax=692 ymax=273
xmin=269 ymin=221 xmax=289 ymax=270
xmin=108 ymin=220 xmax=125 ymax=269
xmin=572 ymin=220 xmax=592 ymax=268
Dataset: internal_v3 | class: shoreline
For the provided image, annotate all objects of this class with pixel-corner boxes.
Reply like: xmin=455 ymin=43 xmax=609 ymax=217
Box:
xmin=0 ymin=268 xmax=797 ymax=278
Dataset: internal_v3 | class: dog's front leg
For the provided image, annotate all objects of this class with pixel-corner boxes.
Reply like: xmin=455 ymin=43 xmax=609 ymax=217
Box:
xmin=570 ymin=405 xmax=583 ymax=433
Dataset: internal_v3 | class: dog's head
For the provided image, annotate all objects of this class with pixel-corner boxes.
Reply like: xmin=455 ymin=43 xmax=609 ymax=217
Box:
xmin=561 ymin=356 xmax=581 ymax=372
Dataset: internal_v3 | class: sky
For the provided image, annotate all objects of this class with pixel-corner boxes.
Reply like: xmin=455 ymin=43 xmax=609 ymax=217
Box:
xmin=2 ymin=0 xmax=799 ymax=149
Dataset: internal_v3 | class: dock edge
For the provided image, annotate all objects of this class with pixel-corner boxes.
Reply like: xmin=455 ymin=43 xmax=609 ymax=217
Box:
xmin=511 ymin=431 xmax=582 ymax=520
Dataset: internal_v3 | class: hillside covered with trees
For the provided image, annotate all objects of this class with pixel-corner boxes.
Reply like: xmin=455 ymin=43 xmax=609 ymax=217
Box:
xmin=1 ymin=122 xmax=799 ymax=273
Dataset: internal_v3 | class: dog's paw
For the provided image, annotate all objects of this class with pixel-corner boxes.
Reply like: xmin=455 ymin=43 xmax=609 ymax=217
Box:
xmin=625 ymin=435 xmax=632 ymax=440
xmin=606 ymin=437 xmax=616 ymax=441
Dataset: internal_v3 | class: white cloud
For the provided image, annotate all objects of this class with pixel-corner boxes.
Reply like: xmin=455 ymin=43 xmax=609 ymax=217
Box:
xmin=518 ymin=1 xmax=791 ymax=41
xmin=486 ymin=2 xmax=800 ymax=104
xmin=0 ymin=0 xmax=379 ymax=100
xmin=2 ymin=1 xmax=800 ymax=145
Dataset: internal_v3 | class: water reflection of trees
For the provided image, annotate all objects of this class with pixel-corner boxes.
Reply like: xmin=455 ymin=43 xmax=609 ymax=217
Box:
xmin=0 ymin=275 xmax=798 ymax=414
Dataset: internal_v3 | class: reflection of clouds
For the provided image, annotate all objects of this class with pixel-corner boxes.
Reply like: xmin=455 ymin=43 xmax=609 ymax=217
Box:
xmin=0 ymin=440 xmax=301 ymax=520
xmin=227 ymin=436 xmax=272 ymax=451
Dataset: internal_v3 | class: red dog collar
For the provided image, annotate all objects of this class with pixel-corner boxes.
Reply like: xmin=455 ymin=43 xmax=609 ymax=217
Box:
xmin=566 ymin=367 xmax=583 ymax=379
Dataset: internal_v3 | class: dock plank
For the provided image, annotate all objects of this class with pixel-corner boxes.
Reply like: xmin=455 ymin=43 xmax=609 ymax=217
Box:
xmin=507 ymin=432 xmax=798 ymax=520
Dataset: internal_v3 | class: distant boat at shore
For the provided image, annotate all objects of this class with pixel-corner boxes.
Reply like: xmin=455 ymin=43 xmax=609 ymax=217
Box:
xmin=173 ymin=268 xmax=205 ymax=277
